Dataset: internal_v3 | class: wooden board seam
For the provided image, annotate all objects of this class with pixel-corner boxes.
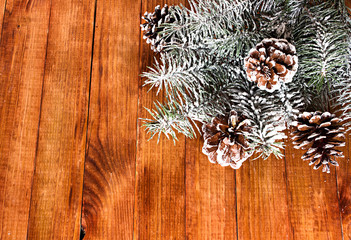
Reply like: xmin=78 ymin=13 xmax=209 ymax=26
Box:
xmin=184 ymin=139 xmax=187 ymax=240
xmin=283 ymin=137 xmax=294 ymax=239
xmin=132 ymin=0 xmax=143 ymax=239
xmin=234 ymin=170 xmax=239 ymax=240
xmin=79 ymin=0 xmax=98 ymax=238
xmin=25 ymin=2 xmax=53 ymax=239
xmin=0 ymin=0 xmax=7 ymax=43
xmin=335 ymin=167 xmax=345 ymax=240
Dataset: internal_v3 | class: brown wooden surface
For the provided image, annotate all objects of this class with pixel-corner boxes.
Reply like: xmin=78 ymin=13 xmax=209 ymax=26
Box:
xmin=236 ymin=153 xmax=292 ymax=240
xmin=186 ymin=137 xmax=237 ymax=239
xmin=81 ymin=0 xmax=139 ymax=238
xmin=26 ymin=0 xmax=96 ymax=239
xmin=0 ymin=1 xmax=51 ymax=239
xmin=0 ymin=1 xmax=350 ymax=239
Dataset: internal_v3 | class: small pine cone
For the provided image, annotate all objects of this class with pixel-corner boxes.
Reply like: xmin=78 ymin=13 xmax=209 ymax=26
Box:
xmin=202 ymin=110 xmax=252 ymax=169
xmin=140 ymin=5 xmax=175 ymax=52
xmin=244 ymin=38 xmax=298 ymax=92
xmin=291 ymin=111 xmax=346 ymax=173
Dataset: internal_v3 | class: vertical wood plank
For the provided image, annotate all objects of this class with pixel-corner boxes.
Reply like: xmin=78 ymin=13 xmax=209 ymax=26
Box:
xmin=134 ymin=130 xmax=186 ymax=240
xmin=0 ymin=0 xmax=6 ymax=39
xmin=134 ymin=0 xmax=187 ymax=239
xmin=338 ymin=133 xmax=350 ymax=239
xmin=0 ymin=1 xmax=50 ymax=239
xmin=81 ymin=0 xmax=140 ymax=239
xmin=27 ymin=0 xmax=95 ymax=239
xmin=236 ymin=153 xmax=293 ymax=240
xmin=285 ymin=130 xmax=343 ymax=240
xmin=185 ymin=137 xmax=237 ymax=240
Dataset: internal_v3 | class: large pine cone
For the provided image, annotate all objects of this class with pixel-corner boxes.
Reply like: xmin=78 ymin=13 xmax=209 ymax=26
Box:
xmin=140 ymin=5 xmax=175 ymax=52
xmin=202 ymin=111 xmax=252 ymax=169
xmin=244 ymin=38 xmax=298 ymax=92
xmin=291 ymin=111 xmax=346 ymax=173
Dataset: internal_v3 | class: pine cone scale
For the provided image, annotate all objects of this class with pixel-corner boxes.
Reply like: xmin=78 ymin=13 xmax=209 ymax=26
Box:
xmin=292 ymin=111 xmax=346 ymax=173
xmin=202 ymin=111 xmax=252 ymax=169
xmin=245 ymin=38 xmax=298 ymax=92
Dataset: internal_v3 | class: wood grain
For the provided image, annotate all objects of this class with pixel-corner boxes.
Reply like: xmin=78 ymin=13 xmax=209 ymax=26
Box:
xmin=0 ymin=1 xmax=51 ymax=239
xmin=26 ymin=0 xmax=95 ymax=239
xmin=80 ymin=0 xmax=140 ymax=239
xmin=0 ymin=0 xmax=6 ymax=40
xmin=0 ymin=0 xmax=350 ymax=239
xmin=338 ymin=133 xmax=351 ymax=240
xmin=285 ymin=130 xmax=343 ymax=240
xmin=134 ymin=127 xmax=186 ymax=240
xmin=337 ymin=110 xmax=351 ymax=240
xmin=185 ymin=137 xmax=237 ymax=240
xmin=236 ymin=152 xmax=292 ymax=240
xmin=133 ymin=0 xmax=187 ymax=239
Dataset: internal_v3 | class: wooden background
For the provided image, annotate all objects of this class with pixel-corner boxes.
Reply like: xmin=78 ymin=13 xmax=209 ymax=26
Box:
xmin=0 ymin=0 xmax=350 ymax=239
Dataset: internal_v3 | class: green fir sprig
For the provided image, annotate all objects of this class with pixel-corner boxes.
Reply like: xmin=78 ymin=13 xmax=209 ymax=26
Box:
xmin=140 ymin=0 xmax=351 ymax=165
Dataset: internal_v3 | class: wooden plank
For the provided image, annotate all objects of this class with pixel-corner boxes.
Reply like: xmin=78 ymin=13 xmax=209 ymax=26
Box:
xmin=26 ymin=0 xmax=95 ymax=239
xmin=338 ymin=133 xmax=351 ymax=239
xmin=285 ymin=130 xmax=342 ymax=240
xmin=0 ymin=0 xmax=6 ymax=39
xmin=0 ymin=1 xmax=51 ymax=239
xmin=236 ymin=152 xmax=293 ymax=239
xmin=185 ymin=137 xmax=237 ymax=239
xmin=133 ymin=0 xmax=187 ymax=239
xmin=134 ymin=127 xmax=186 ymax=240
xmin=80 ymin=0 xmax=140 ymax=239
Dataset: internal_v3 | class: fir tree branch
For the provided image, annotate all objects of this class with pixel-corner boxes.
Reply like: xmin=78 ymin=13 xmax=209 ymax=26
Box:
xmin=142 ymin=100 xmax=199 ymax=142
xmin=293 ymin=2 xmax=349 ymax=92
xmin=229 ymin=76 xmax=287 ymax=159
xmin=140 ymin=0 xmax=351 ymax=154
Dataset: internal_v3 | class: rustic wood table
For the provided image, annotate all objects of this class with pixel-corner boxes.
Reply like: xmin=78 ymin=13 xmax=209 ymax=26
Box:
xmin=0 ymin=0 xmax=351 ymax=239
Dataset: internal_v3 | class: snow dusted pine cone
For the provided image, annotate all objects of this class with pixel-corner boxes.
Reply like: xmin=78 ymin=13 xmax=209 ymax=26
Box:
xmin=291 ymin=111 xmax=346 ymax=173
xmin=202 ymin=110 xmax=252 ymax=169
xmin=140 ymin=5 xmax=175 ymax=52
xmin=244 ymin=38 xmax=298 ymax=92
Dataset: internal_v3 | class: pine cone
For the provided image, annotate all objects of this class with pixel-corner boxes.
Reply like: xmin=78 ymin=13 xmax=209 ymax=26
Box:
xmin=140 ymin=5 xmax=175 ymax=52
xmin=202 ymin=111 xmax=252 ymax=169
xmin=244 ymin=38 xmax=298 ymax=92
xmin=291 ymin=111 xmax=346 ymax=173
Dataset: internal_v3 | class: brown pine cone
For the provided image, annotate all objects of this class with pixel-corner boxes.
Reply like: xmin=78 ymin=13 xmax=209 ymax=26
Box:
xmin=202 ymin=111 xmax=252 ymax=169
xmin=140 ymin=5 xmax=175 ymax=52
xmin=244 ymin=38 xmax=298 ymax=92
xmin=291 ymin=111 xmax=346 ymax=173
